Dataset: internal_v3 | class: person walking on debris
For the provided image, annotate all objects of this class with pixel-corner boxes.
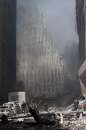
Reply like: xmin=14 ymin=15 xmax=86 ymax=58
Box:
xmin=21 ymin=101 xmax=27 ymax=114
xmin=73 ymin=99 xmax=79 ymax=111
xmin=29 ymin=101 xmax=39 ymax=122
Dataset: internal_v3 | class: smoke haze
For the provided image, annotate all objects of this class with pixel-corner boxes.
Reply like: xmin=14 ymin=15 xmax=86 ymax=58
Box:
xmin=16 ymin=0 xmax=80 ymax=105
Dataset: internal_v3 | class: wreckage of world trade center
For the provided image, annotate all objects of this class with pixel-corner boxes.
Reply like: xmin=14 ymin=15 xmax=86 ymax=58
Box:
xmin=0 ymin=0 xmax=64 ymax=104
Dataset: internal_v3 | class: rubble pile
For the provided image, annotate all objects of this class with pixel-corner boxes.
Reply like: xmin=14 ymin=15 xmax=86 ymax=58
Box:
xmin=61 ymin=99 xmax=86 ymax=130
xmin=0 ymin=101 xmax=68 ymax=130
xmin=0 ymin=99 xmax=86 ymax=130
xmin=63 ymin=116 xmax=86 ymax=130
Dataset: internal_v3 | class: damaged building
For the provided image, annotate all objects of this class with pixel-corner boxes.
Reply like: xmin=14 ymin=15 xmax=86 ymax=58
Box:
xmin=16 ymin=0 xmax=64 ymax=101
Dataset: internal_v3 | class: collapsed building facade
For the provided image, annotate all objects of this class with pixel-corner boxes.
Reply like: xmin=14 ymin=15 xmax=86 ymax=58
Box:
xmin=16 ymin=0 xmax=64 ymax=100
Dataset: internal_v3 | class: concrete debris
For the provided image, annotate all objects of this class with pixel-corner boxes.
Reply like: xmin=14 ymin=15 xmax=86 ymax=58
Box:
xmin=0 ymin=100 xmax=86 ymax=130
xmin=60 ymin=99 xmax=86 ymax=130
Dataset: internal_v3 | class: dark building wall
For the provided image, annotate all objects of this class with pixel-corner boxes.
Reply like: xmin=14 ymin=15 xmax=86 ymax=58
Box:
xmin=0 ymin=0 xmax=16 ymax=102
xmin=76 ymin=0 xmax=85 ymax=65
xmin=76 ymin=0 xmax=86 ymax=97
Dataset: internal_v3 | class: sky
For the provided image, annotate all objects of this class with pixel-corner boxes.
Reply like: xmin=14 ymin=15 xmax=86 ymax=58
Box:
xmin=36 ymin=0 xmax=78 ymax=53
xmin=17 ymin=0 xmax=78 ymax=54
